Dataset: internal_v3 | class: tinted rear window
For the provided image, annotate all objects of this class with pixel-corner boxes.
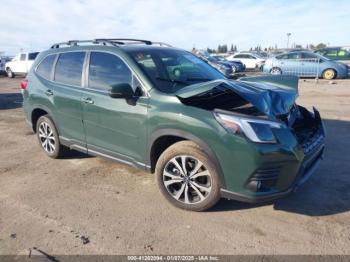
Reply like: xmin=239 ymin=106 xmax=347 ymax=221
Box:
xmin=28 ymin=52 xmax=39 ymax=60
xmin=54 ymin=52 xmax=85 ymax=86
xmin=36 ymin=55 xmax=56 ymax=79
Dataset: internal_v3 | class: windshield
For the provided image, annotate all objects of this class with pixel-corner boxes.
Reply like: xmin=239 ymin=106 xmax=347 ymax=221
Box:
xmin=213 ymin=56 xmax=226 ymax=61
xmin=28 ymin=52 xmax=39 ymax=60
xmin=311 ymin=52 xmax=330 ymax=61
xmin=127 ymin=49 xmax=226 ymax=93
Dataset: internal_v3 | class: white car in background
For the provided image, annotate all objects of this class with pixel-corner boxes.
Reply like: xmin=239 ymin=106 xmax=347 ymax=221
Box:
xmin=5 ymin=52 xmax=39 ymax=78
xmin=226 ymin=52 xmax=265 ymax=69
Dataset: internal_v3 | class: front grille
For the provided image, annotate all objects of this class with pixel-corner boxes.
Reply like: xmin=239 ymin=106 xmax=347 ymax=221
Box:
xmin=286 ymin=105 xmax=325 ymax=155
xmin=302 ymin=128 xmax=324 ymax=155
xmin=251 ymin=167 xmax=280 ymax=181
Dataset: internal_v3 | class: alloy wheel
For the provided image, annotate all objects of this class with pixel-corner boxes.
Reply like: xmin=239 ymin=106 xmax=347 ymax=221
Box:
xmin=271 ymin=68 xmax=282 ymax=75
xmin=323 ymin=69 xmax=335 ymax=80
xmin=162 ymin=155 xmax=212 ymax=204
xmin=38 ymin=121 xmax=56 ymax=154
xmin=7 ymin=69 xmax=12 ymax=78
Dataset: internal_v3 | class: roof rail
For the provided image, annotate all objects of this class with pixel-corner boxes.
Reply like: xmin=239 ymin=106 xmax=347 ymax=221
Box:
xmin=50 ymin=38 xmax=172 ymax=49
xmin=51 ymin=38 xmax=172 ymax=49
xmin=97 ymin=38 xmax=153 ymax=45
xmin=50 ymin=39 xmax=117 ymax=49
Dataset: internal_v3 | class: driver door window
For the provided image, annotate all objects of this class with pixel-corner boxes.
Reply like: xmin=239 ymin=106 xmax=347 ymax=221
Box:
xmin=89 ymin=52 xmax=132 ymax=91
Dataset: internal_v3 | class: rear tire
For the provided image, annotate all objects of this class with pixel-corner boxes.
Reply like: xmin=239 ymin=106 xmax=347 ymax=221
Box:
xmin=322 ymin=68 xmax=336 ymax=80
xmin=6 ymin=68 xmax=14 ymax=78
xmin=36 ymin=115 xmax=67 ymax=158
xmin=155 ymin=141 xmax=221 ymax=211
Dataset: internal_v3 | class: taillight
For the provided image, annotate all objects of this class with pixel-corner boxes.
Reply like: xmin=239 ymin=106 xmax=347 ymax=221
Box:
xmin=21 ymin=79 xmax=28 ymax=90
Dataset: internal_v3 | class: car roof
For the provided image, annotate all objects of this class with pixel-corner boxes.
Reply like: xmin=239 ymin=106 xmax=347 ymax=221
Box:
xmin=47 ymin=44 xmax=184 ymax=56
xmin=119 ymin=45 xmax=181 ymax=52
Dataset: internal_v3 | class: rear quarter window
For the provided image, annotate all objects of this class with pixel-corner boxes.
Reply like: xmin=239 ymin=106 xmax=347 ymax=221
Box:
xmin=54 ymin=52 xmax=85 ymax=86
xmin=36 ymin=54 xmax=57 ymax=80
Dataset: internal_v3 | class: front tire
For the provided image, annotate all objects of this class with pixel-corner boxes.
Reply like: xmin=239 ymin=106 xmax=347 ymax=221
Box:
xmin=155 ymin=141 xmax=221 ymax=211
xmin=36 ymin=115 xmax=67 ymax=158
xmin=6 ymin=68 xmax=14 ymax=78
xmin=270 ymin=67 xmax=282 ymax=75
xmin=322 ymin=68 xmax=336 ymax=80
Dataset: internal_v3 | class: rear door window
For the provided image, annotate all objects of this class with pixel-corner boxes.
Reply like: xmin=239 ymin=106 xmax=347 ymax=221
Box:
xmin=20 ymin=54 xmax=26 ymax=61
xmin=36 ymin=55 xmax=56 ymax=80
xmin=276 ymin=54 xmax=288 ymax=59
xmin=287 ymin=53 xmax=302 ymax=59
xmin=54 ymin=52 xmax=85 ymax=86
xmin=88 ymin=52 xmax=132 ymax=90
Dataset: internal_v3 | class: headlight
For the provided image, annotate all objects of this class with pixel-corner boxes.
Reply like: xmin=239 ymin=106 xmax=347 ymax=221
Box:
xmin=220 ymin=65 xmax=229 ymax=70
xmin=214 ymin=112 xmax=285 ymax=143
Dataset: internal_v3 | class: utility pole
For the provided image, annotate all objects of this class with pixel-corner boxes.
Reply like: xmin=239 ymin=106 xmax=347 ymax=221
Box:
xmin=286 ymin=33 xmax=291 ymax=48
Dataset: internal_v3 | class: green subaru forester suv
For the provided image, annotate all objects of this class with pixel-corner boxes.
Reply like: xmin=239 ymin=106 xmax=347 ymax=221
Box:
xmin=22 ymin=39 xmax=325 ymax=211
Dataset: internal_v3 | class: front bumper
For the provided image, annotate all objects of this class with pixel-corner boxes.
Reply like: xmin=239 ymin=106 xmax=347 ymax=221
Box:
xmin=220 ymin=144 xmax=325 ymax=203
xmin=219 ymin=107 xmax=326 ymax=203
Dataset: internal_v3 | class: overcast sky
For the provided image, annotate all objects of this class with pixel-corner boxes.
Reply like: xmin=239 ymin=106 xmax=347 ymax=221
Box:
xmin=1 ymin=0 xmax=349 ymax=54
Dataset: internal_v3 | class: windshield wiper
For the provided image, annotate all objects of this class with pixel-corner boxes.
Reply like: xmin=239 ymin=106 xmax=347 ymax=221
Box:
xmin=155 ymin=77 xmax=187 ymax=85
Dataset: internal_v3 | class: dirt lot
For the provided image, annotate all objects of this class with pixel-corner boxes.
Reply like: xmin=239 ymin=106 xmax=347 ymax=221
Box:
xmin=0 ymin=76 xmax=349 ymax=255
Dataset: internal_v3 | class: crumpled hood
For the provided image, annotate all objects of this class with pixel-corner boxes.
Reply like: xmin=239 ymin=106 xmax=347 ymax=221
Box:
xmin=176 ymin=75 xmax=299 ymax=117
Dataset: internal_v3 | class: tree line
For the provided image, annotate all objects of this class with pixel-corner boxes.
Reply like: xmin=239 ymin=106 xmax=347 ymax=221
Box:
xmin=204 ymin=43 xmax=328 ymax=53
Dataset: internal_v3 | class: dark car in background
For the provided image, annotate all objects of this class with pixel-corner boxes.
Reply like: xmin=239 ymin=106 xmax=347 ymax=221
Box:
xmin=0 ymin=56 xmax=12 ymax=74
xmin=211 ymin=55 xmax=246 ymax=73
xmin=194 ymin=50 xmax=233 ymax=77
xmin=315 ymin=47 xmax=350 ymax=61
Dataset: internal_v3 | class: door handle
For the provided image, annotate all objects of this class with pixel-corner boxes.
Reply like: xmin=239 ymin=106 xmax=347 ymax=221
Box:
xmin=45 ymin=89 xmax=53 ymax=96
xmin=82 ymin=97 xmax=94 ymax=104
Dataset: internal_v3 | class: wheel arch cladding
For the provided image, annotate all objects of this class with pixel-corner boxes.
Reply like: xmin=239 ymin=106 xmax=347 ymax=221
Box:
xmin=147 ymin=129 xmax=226 ymax=188
xmin=31 ymin=108 xmax=48 ymax=132
xmin=31 ymin=106 xmax=58 ymax=133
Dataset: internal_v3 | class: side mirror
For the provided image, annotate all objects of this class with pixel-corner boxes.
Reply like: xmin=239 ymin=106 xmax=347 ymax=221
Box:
xmin=109 ymin=83 xmax=134 ymax=99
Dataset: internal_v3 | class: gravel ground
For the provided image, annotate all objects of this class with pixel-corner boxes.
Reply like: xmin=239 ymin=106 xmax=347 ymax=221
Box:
xmin=0 ymin=76 xmax=349 ymax=255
